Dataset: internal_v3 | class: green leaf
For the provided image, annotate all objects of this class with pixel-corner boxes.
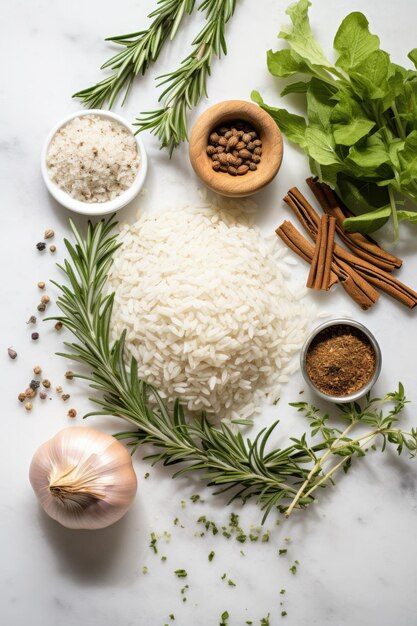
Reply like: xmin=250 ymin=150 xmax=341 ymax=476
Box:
xmin=334 ymin=12 xmax=380 ymax=71
xmin=251 ymin=90 xmax=307 ymax=147
xmin=396 ymin=210 xmax=417 ymax=223
xmin=408 ymin=49 xmax=417 ymax=69
xmin=347 ymin=131 xmax=391 ymax=170
xmin=398 ymin=130 xmax=417 ymax=184
xmin=343 ymin=206 xmax=391 ymax=233
xmin=306 ymin=78 xmax=338 ymax=132
xmin=305 ymin=126 xmax=341 ymax=165
xmin=279 ymin=0 xmax=331 ymax=68
xmin=330 ymin=98 xmax=375 ymax=145
xmin=333 ymin=119 xmax=375 ymax=146
xmin=336 ymin=175 xmax=390 ymax=215
xmin=280 ymin=81 xmax=310 ymax=96
xmin=267 ymin=49 xmax=310 ymax=77
xmin=349 ymin=50 xmax=393 ymax=100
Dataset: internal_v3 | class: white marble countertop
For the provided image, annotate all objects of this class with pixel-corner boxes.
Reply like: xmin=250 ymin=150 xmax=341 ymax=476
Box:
xmin=2 ymin=1 xmax=417 ymax=625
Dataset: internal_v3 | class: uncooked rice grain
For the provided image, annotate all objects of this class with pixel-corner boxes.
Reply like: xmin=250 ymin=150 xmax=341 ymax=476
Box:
xmin=108 ymin=200 xmax=312 ymax=421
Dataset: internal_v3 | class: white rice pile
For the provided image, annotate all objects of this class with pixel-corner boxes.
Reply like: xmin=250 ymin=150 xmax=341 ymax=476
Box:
xmin=108 ymin=200 xmax=312 ymax=421
xmin=47 ymin=115 xmax=139 ymax=203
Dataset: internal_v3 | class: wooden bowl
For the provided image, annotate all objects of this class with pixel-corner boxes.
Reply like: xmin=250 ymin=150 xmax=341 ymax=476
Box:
xmin=189 ymin=100 xmax=283 ymax=197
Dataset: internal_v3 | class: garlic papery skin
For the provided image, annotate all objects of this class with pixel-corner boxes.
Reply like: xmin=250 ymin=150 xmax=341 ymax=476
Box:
xmin=29 ymin=427 xmax=137 ymax=530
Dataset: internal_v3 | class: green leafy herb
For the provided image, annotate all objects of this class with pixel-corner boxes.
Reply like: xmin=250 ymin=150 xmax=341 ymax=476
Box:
xmin=74 ymin=0 xmax=237 ymax=155
xmin=254 ymin=0 xmax=417 ymax=238
xmin=220 ymin=612 xmax=230 ymax=626
xmin=149 ymin=532 xmax=158 ymax=554
xmin=50 ymin=218 xmax=417 ymax=523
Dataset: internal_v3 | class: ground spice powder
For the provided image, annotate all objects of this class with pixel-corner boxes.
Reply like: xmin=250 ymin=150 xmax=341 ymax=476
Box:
xmin=306 ymin=324 xmax=376 ymax=397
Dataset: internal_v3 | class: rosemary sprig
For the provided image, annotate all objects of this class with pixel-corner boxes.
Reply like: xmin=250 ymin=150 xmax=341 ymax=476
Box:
xmin=49 ymin=217 xmax=417 ymax=521
xmin=135 ymin=0 xmax=237 ymax=154
xmin=73 ymin=0 xmax=196 ymax=109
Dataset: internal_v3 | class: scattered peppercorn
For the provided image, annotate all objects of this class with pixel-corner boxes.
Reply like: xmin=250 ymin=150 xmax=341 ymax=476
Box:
xmin=65 ymin=370 xmax=74 ymax=380
xmin=24 ymin=402 xmax=33 ymax=411
xmin=56 ymin=385 xmax=63 ymax=394
xmin=67 ymin=408 xmax=77 ymax=418
xmin=26 ymin=315 xmax=37 ymax=324
xmin=25 ymin=387 xmax=36 ymax=399
xmin=31 ymin=332 xmax=39 ymax=341
xmin=40 ymin=295 xmax=50 ymax=305
xmin=40 ymin=392 xmax=47 ymax=400
xmin=37 ymin=303 xmax=46 ymax=312
xmin=62 ymin=394 xmax=70 ymax=401
xmin=49 ymin=245 xmax=56 ymax=253
xmin=37 ymin=281 xmax=45 ymax=290
xmin=36 ymin=242 xmax=46 ymax=251
xmin=44 ymin=229 xmax=55 ymax=239
xmin=42 ymin=379 xmax=51 ymax=388
xmin=33 ymin=365 xmax=42 ymax=375
xmin=18 ymin=392 xmax=26 ymax=402
xmin=55 ymin=321 xmax=63 ymax=331
xmin=29 ymin=379 xmax=40 ymax=390
xmin=8 ymin=348 xmax=17 ymax=360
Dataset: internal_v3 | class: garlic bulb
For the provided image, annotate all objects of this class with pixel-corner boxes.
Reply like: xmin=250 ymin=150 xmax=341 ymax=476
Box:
xmin=29 ymin=427 xmax=137 ymax=530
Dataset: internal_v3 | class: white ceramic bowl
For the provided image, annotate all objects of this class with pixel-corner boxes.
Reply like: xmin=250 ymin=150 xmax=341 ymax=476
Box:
xmin=41 ymin=109 xmax=148 ymax=216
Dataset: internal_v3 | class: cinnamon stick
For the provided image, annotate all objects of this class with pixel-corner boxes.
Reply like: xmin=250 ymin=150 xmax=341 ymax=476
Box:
xmin=285 ymin=188 xmax=417 ymax=309
xmin=307 ymin=214 xmax=336 ymax=290
xmin=276 ymin=221 xmax=379 ymax=310
xmin=306 ymin=177 xmax=402 ymax=272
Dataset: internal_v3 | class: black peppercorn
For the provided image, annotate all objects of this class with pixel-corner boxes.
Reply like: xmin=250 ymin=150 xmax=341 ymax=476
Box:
xmin=31 ymin=332 xmax=39 ymax=341
xmin=36 ymin=242 xmax=46 ymax=251
xmin=29 ymin=379 xmax=40 ymax=391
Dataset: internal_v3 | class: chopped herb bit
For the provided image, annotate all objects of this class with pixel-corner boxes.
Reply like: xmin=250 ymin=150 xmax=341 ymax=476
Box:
xmin=273 ymin=398 xmax=280 ymax=405
xmin=222 ymin=531 xmax=231 ymax=539
xmin=161 ymin=556 xmax=167 ymax=562
xmin=240 ymin=550 xmax=245 ymax=557
xmin=144 ymin=472 xmax=149 ymax=479
xmin=289 ymin=564 xmax=297 ymax=575
xmin=236 ymin=533 xmax=247 ymax=543
xmin=261 ymin=531 xmax=270 ymax=543
xmin=174 ymin=569 xmax=187 ymax=578
xmin=220 ymin=611 xmax=229 ymax=626
xmin=245 ymin=622 xmax=253 ymax=625
xmin=190 ymin=494 xmax=203 ymax=503
xmin=182 ymin=598 xmax=187 ymax=603
xmin=284 ymin=537 xmax=292 ymax=544
xmin=221 ymin=573 xmax=226 ymax=580
xmin=142 ymin=566 xmax=148 ymax=574
xmin=281 ymin=611 xmax=287 ymax=617
xmin=181 ymin=500 xmax=186 ymax=508
xmin=227 ymin=579 xmax=236 ymax=587
xmin=169 ymin=615 xmax=175 ymax=621
xmin=279 ymin=549 xmax=287 ymax=556
xmin=173 ymin=517 xmax=179 ymax=526
xmin=149 ymin=532 xmax=158 ymax=554
xmin=208 ymin=551 xmax=215 ymax=562
xmin=280 ymin=589 xmax=286 ymax=595
xmin=260 ymin=615 xmax=270 ymax=626
xmin=249 ymin=533 xmax=259 ymax=542
xmin=180 ymin=584 xmax=189 ymax=594
xmin=230 ymin=513 xmax=239 ymax=528
xmin=163 ymin=531 xmax=172 ymax=542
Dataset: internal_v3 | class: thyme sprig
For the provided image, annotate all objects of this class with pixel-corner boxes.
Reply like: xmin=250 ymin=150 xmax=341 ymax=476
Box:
xmin=49 ymin=217 xmax=417 ymax=521
xmin=135 ymin=0 xmax=237 ymax=154
xmin=73 ymin=0 xmax=196 ymax=109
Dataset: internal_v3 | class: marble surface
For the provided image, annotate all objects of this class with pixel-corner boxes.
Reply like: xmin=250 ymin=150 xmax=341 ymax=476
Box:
xmin=2 ymin=1 xmax=417 ymax=625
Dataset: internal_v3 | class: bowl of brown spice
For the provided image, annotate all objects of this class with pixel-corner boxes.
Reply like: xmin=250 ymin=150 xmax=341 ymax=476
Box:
xmin=300 ymin=319 xmax=382 ymax=403
xmin=189 ymin=100 xmax=283 ymax=197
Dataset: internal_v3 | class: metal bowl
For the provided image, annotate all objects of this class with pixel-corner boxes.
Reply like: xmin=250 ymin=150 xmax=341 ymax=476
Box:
xmin=300 ymin=318 xmax=382 ymax=403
